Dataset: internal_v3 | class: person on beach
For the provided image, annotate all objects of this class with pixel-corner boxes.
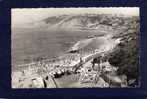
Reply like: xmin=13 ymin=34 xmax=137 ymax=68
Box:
xmin=92 ymin=55 xmax=103 ymax=71
xmin=92 ymin=55 xmax=102 ymax=71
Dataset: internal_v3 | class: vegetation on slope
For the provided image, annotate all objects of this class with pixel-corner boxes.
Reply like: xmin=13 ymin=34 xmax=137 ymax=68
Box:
xmin=108 ymin=16 xmax=139 ymax=86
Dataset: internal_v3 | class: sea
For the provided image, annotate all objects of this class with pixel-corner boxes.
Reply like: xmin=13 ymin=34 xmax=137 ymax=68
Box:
xmin=11 ymin=27 xmax=106 ymax=68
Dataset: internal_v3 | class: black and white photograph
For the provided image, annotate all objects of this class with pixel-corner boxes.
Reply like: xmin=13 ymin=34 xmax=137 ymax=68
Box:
xmin=11 ymin=7 xmax=140 ymax=88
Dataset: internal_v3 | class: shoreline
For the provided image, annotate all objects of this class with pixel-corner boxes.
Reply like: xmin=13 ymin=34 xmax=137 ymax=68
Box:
xmin=12 ymin=34 xmax=118 ymax=78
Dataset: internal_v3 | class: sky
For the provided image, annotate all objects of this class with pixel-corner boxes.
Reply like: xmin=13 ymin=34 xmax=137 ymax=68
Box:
xmin=11 ymin=7 xmax=139 ymax=26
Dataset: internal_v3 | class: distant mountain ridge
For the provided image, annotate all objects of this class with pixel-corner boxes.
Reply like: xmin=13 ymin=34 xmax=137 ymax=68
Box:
xmin=28 ymin=14 xmax=132 ymax=31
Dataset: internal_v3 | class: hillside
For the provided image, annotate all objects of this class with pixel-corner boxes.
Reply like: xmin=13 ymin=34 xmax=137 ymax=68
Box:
xmin=28 ymin=14 xmax=130 ymax=32
xmin=107 ymin=16 xmax=140 ymax=86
